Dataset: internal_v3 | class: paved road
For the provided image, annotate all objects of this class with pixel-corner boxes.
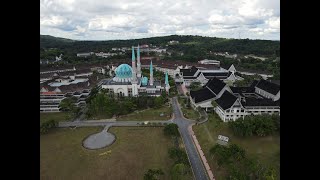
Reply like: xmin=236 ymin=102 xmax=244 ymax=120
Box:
xmin=171 ymin=97 xmax=208 ymax=180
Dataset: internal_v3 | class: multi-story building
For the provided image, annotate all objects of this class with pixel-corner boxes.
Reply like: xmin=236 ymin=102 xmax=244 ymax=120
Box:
xmin=190 ymin=78 xmax=280 ymax=122
xmin=177 ymin=64 xmax=243 ymax=87
xmin=40 ymin=76 xmax=98 ymax=112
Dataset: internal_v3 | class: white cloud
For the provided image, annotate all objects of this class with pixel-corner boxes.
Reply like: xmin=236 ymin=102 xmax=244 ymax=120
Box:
xmin=40 ymin=0 xmax=280 ymax=40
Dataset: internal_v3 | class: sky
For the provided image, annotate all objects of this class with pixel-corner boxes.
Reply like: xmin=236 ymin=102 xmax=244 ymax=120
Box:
xmin=40 ymin=0 xmax=280 ymax=41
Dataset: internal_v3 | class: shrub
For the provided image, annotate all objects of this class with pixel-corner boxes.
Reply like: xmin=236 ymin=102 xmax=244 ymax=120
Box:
xmin=40 ymin=119 xmax=57 ymax=134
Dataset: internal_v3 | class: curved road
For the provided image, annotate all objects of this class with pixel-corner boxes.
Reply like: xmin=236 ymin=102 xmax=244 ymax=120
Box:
xmin=58 ymin=97 xmax=208 ymax=180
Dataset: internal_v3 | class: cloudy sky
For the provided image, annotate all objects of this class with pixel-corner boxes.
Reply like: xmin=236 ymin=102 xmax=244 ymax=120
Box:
xmin=40 ymin=0 xmax=280 ymax=40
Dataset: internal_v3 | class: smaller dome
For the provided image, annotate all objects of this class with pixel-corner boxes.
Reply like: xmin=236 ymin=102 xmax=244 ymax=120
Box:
xmin=141 ymin=77 xmax=148 ymax=86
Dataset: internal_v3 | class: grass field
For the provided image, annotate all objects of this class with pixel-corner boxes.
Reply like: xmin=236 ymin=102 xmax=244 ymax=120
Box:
xmin=193 ymin=114 xmax=280 ymax=179
xmin=40 ymin=112 xmax=71 ymax=126
xmin=117 ymin=106 xmax=172 ymax=121
xmin=40 ymin=127 xmax=192 ymax=180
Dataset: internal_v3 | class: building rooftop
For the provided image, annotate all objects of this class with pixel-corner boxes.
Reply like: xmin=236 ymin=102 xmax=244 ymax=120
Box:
xmin=256 ymin=79 xmax=280 ymax=95
xmin=205 ymin=77 xmax=226 ymax=95
xmin=241 ymin=97 xmax=279 ymax=108
xmin=190 ymin=87 xmax=216 ymax=103
xmin=180 ymin=66 xmax=198 ymax=76
xmin=230 ymin=86 xmax=255 ymax=94
xmin=202 ymin=72 xmax=230 ymax=78
xmin=215 ymin=90 xmax=238 ymax=110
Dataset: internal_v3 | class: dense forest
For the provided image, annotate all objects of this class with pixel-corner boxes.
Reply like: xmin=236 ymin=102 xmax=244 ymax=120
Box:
xmin=40 ymin=34 xmax=280 ymax=79
xmin=40 ymin=34 xmax=279 ymax=57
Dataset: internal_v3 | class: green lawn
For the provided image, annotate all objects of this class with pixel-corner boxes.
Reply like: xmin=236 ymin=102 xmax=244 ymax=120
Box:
xmin=193 ymin=114 xmax=280 ymax=179
xmin=40 ymin=112 xmax=71 ymax=126
xmin=40 ymin=127 xmax=192 ymax=180
xmin=117 ymin=106 xmax=172 ymax=121
xmin=178 ymin=97 xmax=199 ymax=120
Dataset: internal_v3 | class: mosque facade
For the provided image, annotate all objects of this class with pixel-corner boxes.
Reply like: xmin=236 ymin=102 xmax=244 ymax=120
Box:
xmin=101 ymin=45 xmax=170 ymax=97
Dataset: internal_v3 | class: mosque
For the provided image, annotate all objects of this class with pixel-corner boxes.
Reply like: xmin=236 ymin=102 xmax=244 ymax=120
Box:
xmin=101 ymin=45 xmax=170 ymax=97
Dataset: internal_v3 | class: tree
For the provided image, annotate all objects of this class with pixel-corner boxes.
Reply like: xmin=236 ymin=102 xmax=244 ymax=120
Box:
xmin=168 ymin=148 xmax=190 ymax=165
xmin=263 ymin=167 xmax=277 ymax=180
xmin=229 ymin=144 xmax=246 ymax=161
xmin=40 ymin=119 xmax=57 ymax=134
xmin=154 ymin=96 xmax=164 ymax=108
xmin=171 ymin=163 xmax=187 ymax=180
xmin=60 ymin=97 xmax=77 ymax=111
xmin=143 ymin=169 xmax=164 ymax=180
xmin=164 ymin=124 xmax=180 ymax=137
xmin=228 ymin=115 xmax=277 ymax=137
xmin=209 ymin=144 xmax=232 ymax=167
xmin=189 ymin=82 xmax=202 ymax=91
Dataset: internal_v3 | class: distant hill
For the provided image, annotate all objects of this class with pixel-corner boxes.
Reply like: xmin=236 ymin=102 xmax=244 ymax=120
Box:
xmin=40 ymin=34 xmax=279 ymax=57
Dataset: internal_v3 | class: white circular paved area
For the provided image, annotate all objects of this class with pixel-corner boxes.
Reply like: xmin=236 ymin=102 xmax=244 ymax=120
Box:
xmin=83 ymin=131 xmax=116 ymax=150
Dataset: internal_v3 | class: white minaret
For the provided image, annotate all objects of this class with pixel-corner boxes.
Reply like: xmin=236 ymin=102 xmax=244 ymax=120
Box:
xmin=149 ymin=60 xmax=154 ymax=86
xmin=137 ymin=45 xmax=142 ymax=78
xmin=131 ymin=46 xmax=138 ymax=96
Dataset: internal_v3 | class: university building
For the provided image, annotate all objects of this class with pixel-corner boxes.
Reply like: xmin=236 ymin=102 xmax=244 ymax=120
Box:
xmin=177 ymin=64 xmax=243 ymax=87
xmin=190 ymin=78 xmax=280 ymax=122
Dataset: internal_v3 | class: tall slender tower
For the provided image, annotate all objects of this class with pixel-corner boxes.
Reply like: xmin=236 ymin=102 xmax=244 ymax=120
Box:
xmin=131 ymin=46 xmax=138 ymax=96
xmin=165 ymin=71 xmax=170 ymax=93
xmin=137 ymin=45 xmax=142 ymax=78
xmin=149 ymin=60 xmax=154 ymax=86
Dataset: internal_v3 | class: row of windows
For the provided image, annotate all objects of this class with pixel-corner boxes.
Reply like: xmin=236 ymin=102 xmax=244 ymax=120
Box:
xmin=247 ymin=110 xmax=277 ymax=113
xmin=226 ymin=109 xmax=245 ymax=113
xmin=226 ymin=115 xmax=244 ymax=118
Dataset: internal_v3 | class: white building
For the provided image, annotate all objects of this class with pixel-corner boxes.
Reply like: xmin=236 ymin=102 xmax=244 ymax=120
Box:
xmin=198 ymin=59 xmax=220 ymax=66
xmin=168 ymin=40 xmax=179 ymax=44
xmin=177 ymin=65 xmax=243 ymax=87
xmin=190 ymin=78 xmax=280 ymax=122
xmin=101 ymin=46 xmax=170 ymax=97
xmin=40 ymin=76 xmax=97 ymax=112
xmin=77 ymin=52 xmax=94 ymax=57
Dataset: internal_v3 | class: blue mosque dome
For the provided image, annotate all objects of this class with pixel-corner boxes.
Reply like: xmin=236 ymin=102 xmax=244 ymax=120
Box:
xmin=141 ymin=77 xmax=148 ymax=86
xmin=115 ymin=64 xmax=132 ymax=78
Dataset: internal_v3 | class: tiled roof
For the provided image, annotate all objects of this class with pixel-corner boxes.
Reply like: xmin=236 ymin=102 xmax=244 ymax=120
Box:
xmin=241 ymin=97 xmax=279 ymax=107
xmin=250 ymin=80 xmax=259 ymax=88
xmin=256 ymin=79 xmax=280 ymax=95
xmin=205 ymin=77 xmax=226 ymax=95
xmin=215 ymin=90 xmax=238 ymax=110
xmin=230 ymin=87 xmax=255 ymax=94
xmin=202 ymin=72 xmax=229 ymax=77
xmin=181 ymin=66 xmax=198 ymax=76
xmin=184 ymin=76 xmax=197 ymax=79
xmin=190 ymin=87 xmax=216 ymax=103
